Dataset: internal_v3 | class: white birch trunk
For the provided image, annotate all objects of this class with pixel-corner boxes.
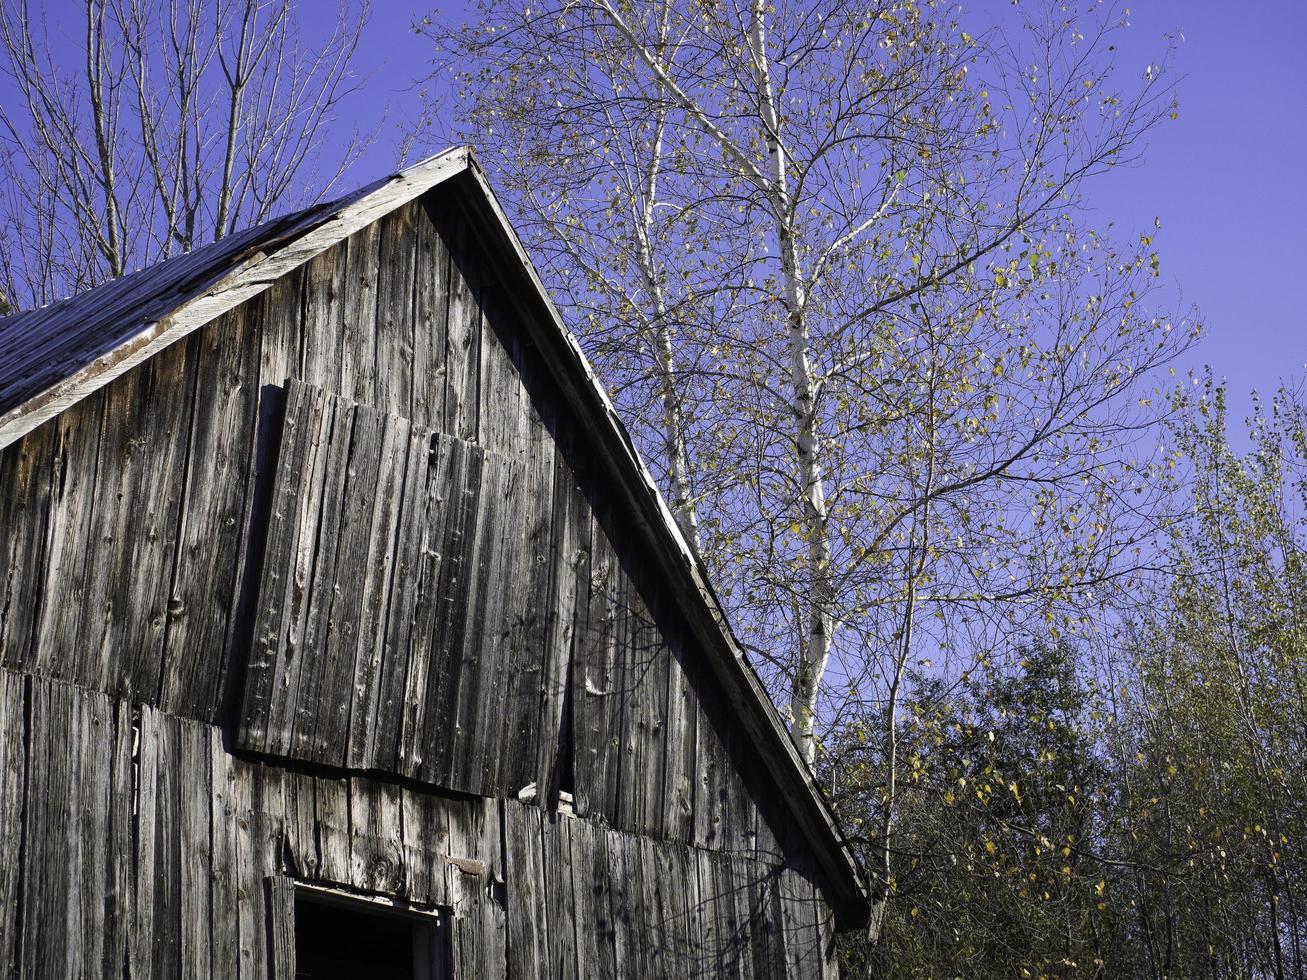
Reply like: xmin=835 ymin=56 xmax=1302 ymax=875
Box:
xmin=748 ymin=0 xmax=833 ymax=765
xmin=634 ymin=110 xmax=701 ymax=550
xmin=593 ymin=0 xmax=835 ymax=762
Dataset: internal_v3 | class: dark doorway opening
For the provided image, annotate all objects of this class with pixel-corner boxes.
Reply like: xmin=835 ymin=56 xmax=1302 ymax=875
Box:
xmin=294 ymin=890 xmax=450 ymax=980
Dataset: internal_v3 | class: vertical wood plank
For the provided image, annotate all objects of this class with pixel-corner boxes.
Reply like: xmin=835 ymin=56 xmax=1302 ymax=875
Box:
xmin=80 ymin=682 xmax=117 ymax=977
xmin=132 ymin=703 xmax=160 ymax=977
xmin=618 ymin=585 xmax=670 ymax=839
xmin=234 ymin=762 xmax=284 ymax=979
xmin=623 ymin=830 xmax=652 ymax=979
xmin=814 ymin=874 xmax=839 ymax=980
xmin=148 ymin=712 xmax=184 ymax=980
xmin=239 ymin=381 xmax=329 ymax=754
xmin=567 ymin=816 xmax=603 ymax=980
xmin=210 ymin=729 xmax=242 ymax=979
xmin=476 ymin=283 xmax=531 ymax=459
xmin=371 ymin=423 xmax=433 ymax=773
xmin=504 ymin=801 xmax=549 ymax=979
xmin=161 ymin=303 xmax=260 ymax=719
xmin=177 ymin=716 xmax=214 ymax=980
xmin=396 ymin=430 xmax=454 ymax=778
xmin=446 ymin=796 xmax=506 ymax=980
xmin=662 ymin=618 xmax=699 ymax=846
xmin=281 ymin=770 xmax=320 ymax=881
xmin=401 ymin=786 xmax=453 ymax=907
xmin=341 ymin=220 xmax=381 ymax=406
xmin=124 ymin=341 xmax=198 ymax=701
xmin=18 ymin=675 xmax=73 ymax=980
xmin=572 ymin=520 xmax=626 ymax=823
xmin=346 ymin=412 xmax=411 ymax=769
xmin=300 ymin=243 xmax=347 ymax=391
xmin=0 ymin=657 xmax=25 ymax=975
xmin=71 ymin=338 xmax=194 ymax=700
xmin=46 ymin=679 xmax=124 ymax=977
xmin=266 ymin=875 xmax=298 ymax=980
xmin=544 ymin=812 xmax=580 ymax=980
xmin=447 ymin=451 xmax=519 ymax=796
xmin=692 ymin=675 xmax=730 ymax=851
xmin=34 ymin=395 xmax=103 ymax=679
xmin=294 ymin=401 xmax=362 ymax=764
xmin=373 ymin=202 xmax=419 ymax=418
xmin=728 ymin=855 xmax=759 ymax=980
xmin=670 ymin=840 xmax=701 ymax=980
xmin=348 ymin=775 xmax=405 ymax=894
xmin=723 ymin=727 xmax=761 ymax=856
xmin=695 ymin=849 xmax=725 ymax=978
xmin=313 ymin=774 xmax=352 ymax=887
xmin=222 ymin=312 xmax=284 ymax=720
xmin=605 ymin=826 xmax=636 ymax=980
xmin=411 ymin=198 xmax=451 ymax=426
xmin=412 ymin=436 xmax=482 ymax=785
xmin=779 ymin=867 xmax=823 ymax=979
xmin=669 ymin=837 xmax=703 ymax=978
xmin=537 ymin=460 xmax=590 ymax=803
xmin=679 ymin=841 xmax=711 ymax=977
xmin=754 ymin=787 xmax=783 ymax=866
xmin=637 ymin=837 xmax=669 ymax=980
xmin=104 ymin=696 xmax=134 ymax=978
xmin=0 ymin=426 xmax=53 ymax=667
xmin=258 ymin=267 xmax=305 ymax=401
xmin=441 ymin=208 xmax=481 ymax=442
xmin=499 ymin=440 xmax=555 ymax=796
xmin=756 ymin=866 xmax=788 ymax=979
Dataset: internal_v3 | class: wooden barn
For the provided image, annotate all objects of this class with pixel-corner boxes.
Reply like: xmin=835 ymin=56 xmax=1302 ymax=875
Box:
xmin=0 ymin=147 xmax=867 ymax=978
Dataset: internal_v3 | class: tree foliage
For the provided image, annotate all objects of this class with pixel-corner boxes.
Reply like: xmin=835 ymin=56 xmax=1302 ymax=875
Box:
xmin=827 ymin=383 xmax=1307 ymax=976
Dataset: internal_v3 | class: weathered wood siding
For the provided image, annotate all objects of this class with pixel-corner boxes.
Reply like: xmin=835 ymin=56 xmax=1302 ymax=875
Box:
xmin=0 ymin=181 xmax=850 ymax=972
xmin=0 ymin=667 xmax=834 ymax=978
xmin=0 ymin=189 xmax=810 ymax=866
xmin=228 ymin=376 xmax=800 ymax=862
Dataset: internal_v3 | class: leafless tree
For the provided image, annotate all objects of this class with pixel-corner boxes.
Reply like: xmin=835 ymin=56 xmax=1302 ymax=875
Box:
xmin=0 ymin=0 xmax=371 ymax=310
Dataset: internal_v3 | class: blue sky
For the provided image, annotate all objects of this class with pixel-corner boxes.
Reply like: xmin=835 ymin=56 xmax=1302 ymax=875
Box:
xmin=6 ymin=1 xmax=1303 ymax=412
xmin=340 ymin=2 xmax=1306 ymax=417
xmin=1082 ymin=3 xmax=1307 ymax=414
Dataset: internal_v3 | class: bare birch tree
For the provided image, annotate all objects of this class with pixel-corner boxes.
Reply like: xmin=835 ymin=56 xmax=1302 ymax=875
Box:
xmin=0 ymin=0 xmax=371 ymax=310
xmin=422 ymin=0 xmax=1195 ymax=950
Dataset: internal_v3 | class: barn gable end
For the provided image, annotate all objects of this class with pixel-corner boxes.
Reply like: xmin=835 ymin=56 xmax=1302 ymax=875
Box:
xmin=0 ymin=149 xmax=867 ymax=976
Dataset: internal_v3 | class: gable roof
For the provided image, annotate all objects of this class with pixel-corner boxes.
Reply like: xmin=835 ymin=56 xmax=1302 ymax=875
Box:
xmin=0 ymin=146 xmax=869 ymax=926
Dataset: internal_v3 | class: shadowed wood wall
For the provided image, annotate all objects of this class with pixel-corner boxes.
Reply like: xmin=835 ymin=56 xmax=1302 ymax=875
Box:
xmin=0 ymin=668 xmax=835 ymax=978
